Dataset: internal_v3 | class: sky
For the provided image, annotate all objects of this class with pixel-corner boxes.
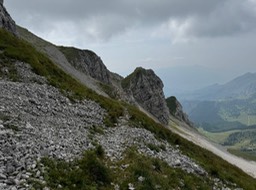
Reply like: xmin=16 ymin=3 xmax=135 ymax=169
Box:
xmin=4 ymin=0 xmax=256 ymax=97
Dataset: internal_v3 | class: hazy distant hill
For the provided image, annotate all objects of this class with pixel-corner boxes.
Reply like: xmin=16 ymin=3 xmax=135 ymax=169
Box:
xmin=180 ymin=72 xmax=256 ymax=132
xmin=180 ymin=72 xmax=256 ymax=101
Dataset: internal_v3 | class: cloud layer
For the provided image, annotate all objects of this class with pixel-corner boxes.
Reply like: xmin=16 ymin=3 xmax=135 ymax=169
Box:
xmin=6 ymin=0 xmax=256 ymax=42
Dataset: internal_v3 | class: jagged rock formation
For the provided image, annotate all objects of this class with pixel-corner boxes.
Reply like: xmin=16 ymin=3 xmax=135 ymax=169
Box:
xmin=58 ymin=46 xmax=110 ymax=84
xmin=17 ymin=26 xmax=111 ymax=97
xmin=0 ymin=5 xmax=251 ymax=190
xmin=0 ymin=0 xmax=16 ymax=35
xmin=122 ymin=67 xmax=170 ymax=125
xmin=0 ymin=62 xmax=207 ymax=189
xmin=17 ymin=27 xmax=172 ymax=125
xmin=166 ymin=96 xmax=192 ymax=126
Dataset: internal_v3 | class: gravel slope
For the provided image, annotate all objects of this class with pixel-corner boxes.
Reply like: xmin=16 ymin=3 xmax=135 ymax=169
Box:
xmin=169 ymin=119 xmax=256 ymax=178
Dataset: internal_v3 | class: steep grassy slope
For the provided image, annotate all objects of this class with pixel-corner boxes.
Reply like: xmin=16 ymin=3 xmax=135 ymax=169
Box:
xmin=1 ymin=29 xmax=256 ymax=189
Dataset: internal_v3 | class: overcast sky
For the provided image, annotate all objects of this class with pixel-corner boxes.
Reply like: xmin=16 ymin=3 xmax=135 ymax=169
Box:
xmin=5 ymin=0 xmax=256 ymax=97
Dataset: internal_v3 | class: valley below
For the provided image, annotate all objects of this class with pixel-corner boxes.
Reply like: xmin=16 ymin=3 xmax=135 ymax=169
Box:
xmin=169 ymin=119 xmax=256 ymax=178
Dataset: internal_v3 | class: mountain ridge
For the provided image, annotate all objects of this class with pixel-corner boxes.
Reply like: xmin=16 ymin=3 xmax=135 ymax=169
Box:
xmin=180 ymin=72 xmax=256 ymax=101
xmin=0 ymin=3 xmax=256 ymax=189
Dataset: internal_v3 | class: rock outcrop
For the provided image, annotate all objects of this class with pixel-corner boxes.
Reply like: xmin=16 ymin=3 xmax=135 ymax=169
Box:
xmin=0 ymin=0 xmax=17 ymax=35
xmin=122 ymin=67 xmax=170 ymax=125
xmin=58 ymin=47 xmax=110 ymax=84
xmin=0 ymin=61 xmax=206 ymax=190
xmin=166 ymin=96 xmax=192 ymax=126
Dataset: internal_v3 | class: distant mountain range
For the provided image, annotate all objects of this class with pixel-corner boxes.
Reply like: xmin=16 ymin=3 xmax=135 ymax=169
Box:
xmin=179 ymin=72 xmax=256 ymax=101
xmin=178 ymin=72 xmax=256 ymax=160
xmin=180 ymin=72 xmax=256 ymax=132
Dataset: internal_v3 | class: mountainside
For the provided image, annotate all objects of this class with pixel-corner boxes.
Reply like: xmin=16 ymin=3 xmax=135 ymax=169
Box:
xmin=17 ymin=26 xmax=169 ymax=125
xmin=181 ymin=73 xmax=256 ymax=132
xmin=181 ymin=72 xmax=256 ymax=101
xmin=180 ymin=72 xmax=256 ymax=161
xmin=0 ymin=3 xmax=256 ymax=190
xmin=166 ymin=96 xmax=192 ymax=126
xmin=58 ymin=46 xmax=111 ymax=84
xmin=0 ymin=0 xmax=16 ymax=35
xmin=122 ymin=67 xmax=170 ymax=125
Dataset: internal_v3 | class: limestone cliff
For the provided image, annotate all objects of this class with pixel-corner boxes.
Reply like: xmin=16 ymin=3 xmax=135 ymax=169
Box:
xmin=122 ymin=67 xmax=170 ymax=125
xmin=58 ymin=46 xmax=110 ymax=84
xmin=166 ymin=96 xmax=193 ymax=126
xmin=0 ymin=0 xmax=16 ymax=35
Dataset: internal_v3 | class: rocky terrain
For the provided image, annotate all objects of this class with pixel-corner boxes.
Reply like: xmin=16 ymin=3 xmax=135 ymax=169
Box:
xmin=0 ymin=2 xmax=254 ymax=189
xmin=122 ymin=67 xmax=170 ymax=125
xmin=58 ymin=47 xmax=111 ymax=84
xmin=166 ymin=96 xmax=192 ymax=126
xmin=0 ymin=0 xmax=16 ymax=35
xmin=17 ymin=27 xmax=171 ymax=126
xmin=0 ymin=62 xmax=213 ymax=189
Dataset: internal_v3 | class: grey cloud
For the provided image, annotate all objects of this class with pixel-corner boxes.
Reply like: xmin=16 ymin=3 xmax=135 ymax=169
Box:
xmin=187 ymin=0 xmax=256 ymax=37
xmin=5 ymin=0 xmax=256 ymax=41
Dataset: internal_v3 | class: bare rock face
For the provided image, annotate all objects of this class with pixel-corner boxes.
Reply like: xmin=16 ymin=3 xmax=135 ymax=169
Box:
xmin=0 ymin=0 xmax=17 ymax=35
xmin=58 ymin=47 xmax=110 ymax=84
xmin=122 ymin=67 xmax=170 ymax=125
xmin=166 ymin=96 xmax=193 ymax=126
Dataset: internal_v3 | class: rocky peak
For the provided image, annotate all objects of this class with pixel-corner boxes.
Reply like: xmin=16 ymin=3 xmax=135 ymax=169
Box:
xmin=122 ymin=67 xmax=170 ymax=125
xmin=0 ymin=0 xmax=17 ymax=35
xmin=166 ymin=96 xmax=193 ymax=126
xmin=58 ymin=46 xmax=110 ymax=84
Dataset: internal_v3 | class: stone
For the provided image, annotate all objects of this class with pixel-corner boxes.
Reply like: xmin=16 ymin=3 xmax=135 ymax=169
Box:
xmin=122 ymin=67 xmax=170 ymax=125
xmin=128 ymin=183 xmax=135 ymax=190
xmin=59 ymin=47 xmax=111 ymax=84
xmin=166 ymin=96 xmax=193 ymax=126
xmin=138 ymin=176 xmax=145 ymax=182
xmin=0 ymin=173 xmax=6 ymax=179
xmin=0 ymin=0 xmax=17 ymax=35
xmin=174 ymin=159 xmax=181 ymax=166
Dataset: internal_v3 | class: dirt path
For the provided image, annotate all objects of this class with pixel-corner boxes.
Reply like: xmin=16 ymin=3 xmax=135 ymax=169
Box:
xmin=169 ymin=121 xmax=256 ymax=178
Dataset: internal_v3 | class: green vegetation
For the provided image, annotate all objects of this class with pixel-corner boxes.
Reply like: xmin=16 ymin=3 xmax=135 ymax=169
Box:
xmin=0 ymin=29 xmax=124 ymax=127
xmin=4 ymin=123 xmax=20 ymax=132
xmin=198 ymin=127 xmax=256 ymax=161
xmin=0 ymin=53 xmax=19 ymax=81
xmin=125 ymin=105 xmax=256 ymax=190
xmin=98 ymin=82 xmax=118 ymax=99
xmin=197 ymin=128 xmax=237 ymax=144
xmin=121 ymin=67 xmax=146 ymax=89
xmin=188 ymin=97 xmax=256 ymax=132
xmin=89 ymin=125 xmax=105 ymax=135
xmin=33 ymin=147 xmax=214 ymax=190
xmin=146 ymin=143 xmax=161 ymax=153
xmin=58 ymin=46 xmax=81 ymax=63
xmin=228 ymin=148 xmax=256 ymax=162
xmin=113 ymin=148 xmax=212 ymax=190
xmin=223 ymin=129 xmax=256 ymax=146
xmin=58 ymin=46 xmax=97 ymax=64
xmin=37 ymin=147 xmax=112 ymax=190
xmin=166 ymin=96 xmax=178 ymax=115
xmin=1 ymin=29 xmax=256 ymax=189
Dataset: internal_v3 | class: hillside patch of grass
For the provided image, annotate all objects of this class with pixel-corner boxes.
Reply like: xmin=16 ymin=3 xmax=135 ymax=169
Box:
xmin=35 ymin=147 xmax=213 ymax=190
xmin=125 ymin=104 xmax=256 ymax=190
xmin=166 ymin=96 xmax=178 ymax=115
xmin=0 ymin=29 xmax=124 ymax=127
xmin=228 ymin=148 xmax=256 ymax=162
xmin=121 ymin=67 xmax=146 ymax=89
xmin=1 ymin=29 xmax=256 ymax=189
xmin=38 ymin=147 xmax=112 ymax=190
